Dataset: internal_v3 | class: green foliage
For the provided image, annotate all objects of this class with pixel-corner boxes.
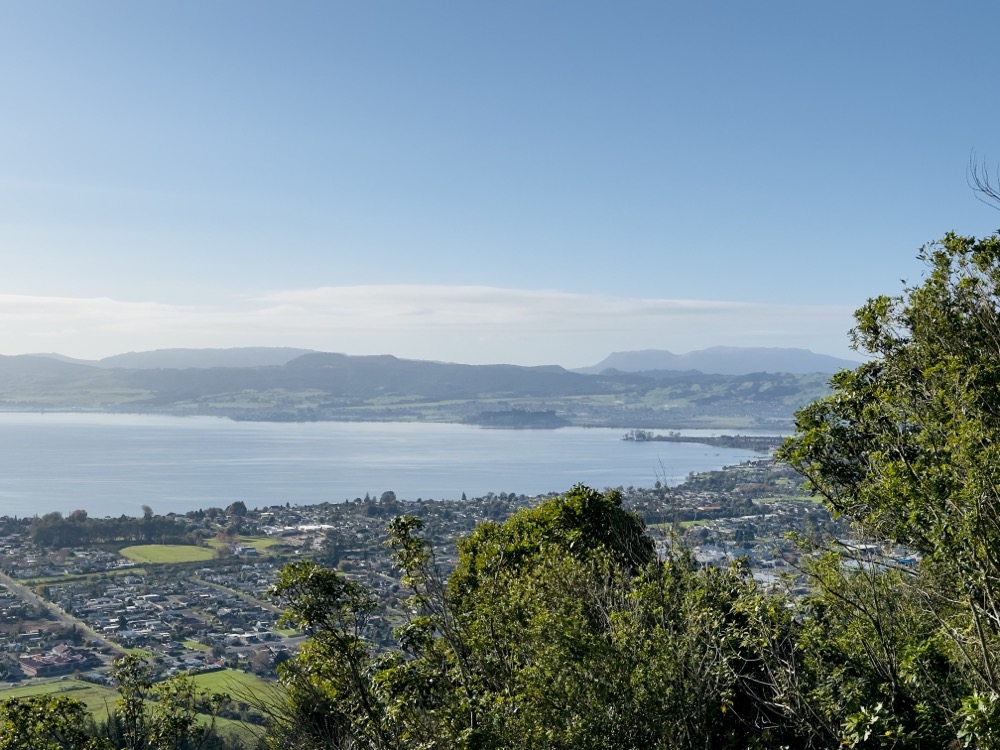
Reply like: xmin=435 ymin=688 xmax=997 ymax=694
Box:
xmin=271 ymin=485 xmax=804 ymax=749
xmin=448 ymin=483 xmax=654 ymax=599
xmin=957 ymin=692 xmax=1000 ymax=749
xmin=784 ymin=552 xmax=965 ymax=747
xmin=780 ymin=232 xmax=1000 ymax=693
xmin=30 ymin=512 xmax=193 ymax=547
xmin=841 ymin=702 xmax=907 ymax=749
xmin=267 ymin=561 xmax=383 ymax=749
xmin=0 ymin=695 xmax=109 ymax=750
xmin=109 ymin=654 xmax=232 ymax=750
xmin=269 ymin=473 xmax=1000 ymax=747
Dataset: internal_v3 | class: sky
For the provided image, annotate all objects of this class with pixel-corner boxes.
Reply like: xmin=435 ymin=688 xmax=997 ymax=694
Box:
xmin=2 ymin=2 xmax=999 ymax=368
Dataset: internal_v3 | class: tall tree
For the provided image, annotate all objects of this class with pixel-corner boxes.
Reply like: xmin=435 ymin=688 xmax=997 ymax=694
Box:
xmin=780 ymin=232 xmax=1000 ymax=730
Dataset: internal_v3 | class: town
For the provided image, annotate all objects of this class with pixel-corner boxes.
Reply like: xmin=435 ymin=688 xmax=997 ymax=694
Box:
xmin=0 ymin=454 xmax=911 ymax=738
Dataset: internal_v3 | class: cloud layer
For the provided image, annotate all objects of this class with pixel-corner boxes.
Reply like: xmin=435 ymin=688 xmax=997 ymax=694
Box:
xmin=0 ymin=286 xmax=858 ymax=368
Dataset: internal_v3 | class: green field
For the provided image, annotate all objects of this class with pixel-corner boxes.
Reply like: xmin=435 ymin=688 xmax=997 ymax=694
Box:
xmin=190 ymin=669 xmax=280 ymax=701
xmin=119 ymin=545 xmax=216 ymax=564
xmin=0 ymin=680 xmax=120 ymax=718
xmin=205 ymin=536 xmax=283 ymax=554
xmin=191 ymin=668 xmax=284 ymax=727
xmin=0 ymin=669 xmax=281 ymax=736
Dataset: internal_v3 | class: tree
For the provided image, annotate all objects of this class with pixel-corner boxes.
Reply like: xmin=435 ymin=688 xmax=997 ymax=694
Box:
xmin=387 ymin=485 xmax=794 ymax=749
xmin=108 ymin=654 xmax=230 ymax=750
xmin=0 ymin=695 xmax=109 ymax=750
xmin=449 ymin=483 xmax=654 ymax=599
xmin=968 ymin=154 xmax=1000 ymax=211
xmin=267 ymin=560 xmax=382 ymax=750
xmin=226 ymin=502 xmax=247 ymax=518
xmin=780 ymin=232 xmax=1000 ymax=696
xmin=269 ymin=485 xmax=783 ymax=749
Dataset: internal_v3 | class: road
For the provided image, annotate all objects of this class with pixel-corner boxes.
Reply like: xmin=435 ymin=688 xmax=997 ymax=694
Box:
xmin=0 ymin=570 xmax=122 ymax=654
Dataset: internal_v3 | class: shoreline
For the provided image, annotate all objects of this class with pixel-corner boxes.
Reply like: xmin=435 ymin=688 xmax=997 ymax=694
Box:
xmin=0 ymin=407 xmax=790 ymax=433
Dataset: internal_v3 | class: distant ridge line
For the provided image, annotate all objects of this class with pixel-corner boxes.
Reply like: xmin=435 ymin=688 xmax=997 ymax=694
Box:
xmin=22 ymin=345 xmax=861 ymax=376
xmin=576 ymin=346 xmax=859 ymax=375
xmin=29 ymin=347 xmax=318 ymax=370
xmin=0 ymin=346 xmax=837 ymax=427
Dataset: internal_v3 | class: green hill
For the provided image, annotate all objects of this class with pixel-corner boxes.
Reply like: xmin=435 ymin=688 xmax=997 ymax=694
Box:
xmin=0 ymin=350 xmax=833 ymax=428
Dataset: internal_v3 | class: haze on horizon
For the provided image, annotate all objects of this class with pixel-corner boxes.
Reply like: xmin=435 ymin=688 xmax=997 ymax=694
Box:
xmin=2 ymin=2 xmax=999 ymax=368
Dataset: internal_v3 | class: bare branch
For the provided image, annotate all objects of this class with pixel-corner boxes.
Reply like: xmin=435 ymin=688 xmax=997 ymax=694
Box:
xmin=968 ymin=152 xmax=1000 ymax=211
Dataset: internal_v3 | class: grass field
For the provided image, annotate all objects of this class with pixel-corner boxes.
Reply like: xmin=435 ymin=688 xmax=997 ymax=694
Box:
xmin=205 ymin=536 xmax=282 ymax=554
xmin=0 ymin=680 xmax=120 ymax=718
xmin=119 ymin=545 xmax=216 ymax=564
xmin=191 ymin=668 xmax=285 ymax=735
xmin=191 ymin=669 xmax=283 ymax=743
xmin=190 ymin=669 xmax=280 ymax=701
xmin=0 ymin=669 xmax=282 ymax=737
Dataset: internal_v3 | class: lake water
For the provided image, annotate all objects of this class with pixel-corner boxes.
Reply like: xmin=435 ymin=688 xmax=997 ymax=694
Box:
xmin=0 ymin=413 xmax=781 ymax=518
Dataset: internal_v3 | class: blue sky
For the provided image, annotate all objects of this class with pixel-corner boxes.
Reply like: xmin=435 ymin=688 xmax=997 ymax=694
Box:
xmin=2 ymin=2 xmax=999 ymax=366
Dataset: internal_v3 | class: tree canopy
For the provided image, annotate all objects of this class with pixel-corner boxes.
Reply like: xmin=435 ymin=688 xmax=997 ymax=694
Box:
xmin=780 ymin=231 xmax=1000 ymax=741
xmin=781 ymin=233 xmax=1000 ymax=690
xmin=269 ymin=485 xmax=799 ymax=750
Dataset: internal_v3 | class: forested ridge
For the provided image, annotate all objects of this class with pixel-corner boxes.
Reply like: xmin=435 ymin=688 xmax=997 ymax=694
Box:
xmin=7 ymin=233 xmax=1000 ymax=748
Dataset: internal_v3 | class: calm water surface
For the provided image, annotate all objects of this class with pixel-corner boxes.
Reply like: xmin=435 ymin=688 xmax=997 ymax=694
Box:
xmin=0 ymin=413 xmax=780 ymax=517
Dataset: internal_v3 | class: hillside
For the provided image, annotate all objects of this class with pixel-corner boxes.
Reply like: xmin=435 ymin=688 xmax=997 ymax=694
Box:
xmin=0 ymin=348 xmax=836 ymax=428
xmin=31 ymin=347 xmax=316 ymax=370
xmin=579 ymin=346 xmax=860 ymax=375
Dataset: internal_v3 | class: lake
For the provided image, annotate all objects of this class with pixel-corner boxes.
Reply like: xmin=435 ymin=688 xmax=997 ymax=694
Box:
xmin=0 ymin=413 xmax=781 ymax=518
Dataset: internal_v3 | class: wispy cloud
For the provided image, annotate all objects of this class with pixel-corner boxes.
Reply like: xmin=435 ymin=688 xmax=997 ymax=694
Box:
xmin=0 ymin=286 xmax=858 ymax=367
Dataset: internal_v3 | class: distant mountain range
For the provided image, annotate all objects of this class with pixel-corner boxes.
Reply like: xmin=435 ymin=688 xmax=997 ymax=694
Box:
xmin=0 ymin=346 xmax=851 ymax=428
xmin=31 ymin=347 xmax=316 ymax=370
xmin=577 ymin=347 xmax=860 ymax=375
xmin=28 ymin=345 xmax=858 ymax=375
